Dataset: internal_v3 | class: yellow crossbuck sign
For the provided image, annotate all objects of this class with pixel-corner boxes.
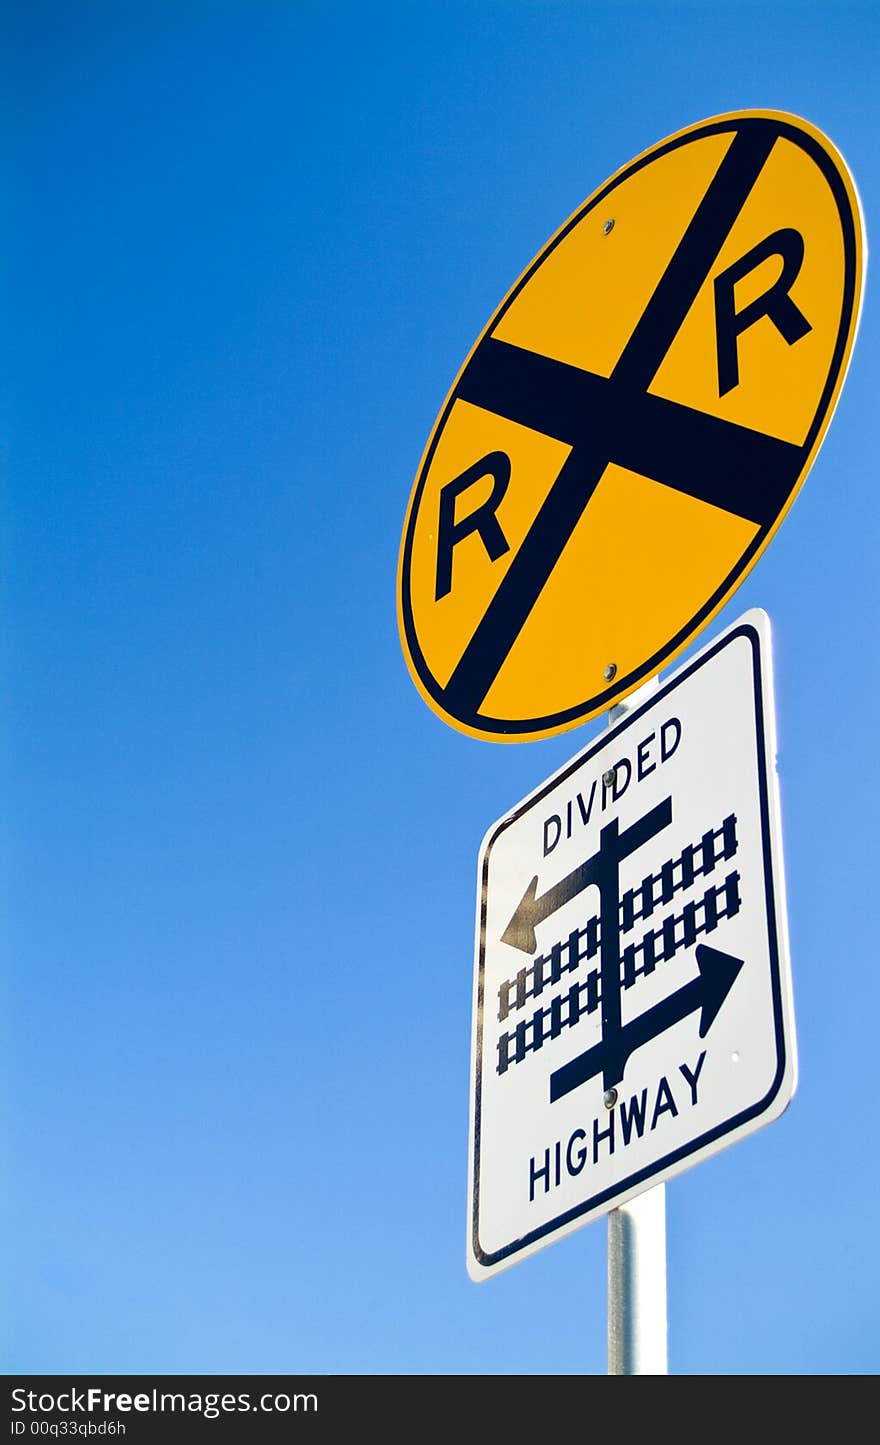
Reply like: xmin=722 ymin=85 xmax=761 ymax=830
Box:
xmin=397 ymin=110 xmax=865 ymax=742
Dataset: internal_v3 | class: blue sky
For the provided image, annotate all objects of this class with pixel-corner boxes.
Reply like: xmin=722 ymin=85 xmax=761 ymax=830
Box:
xmin=3 ymin=1 xmax=879 ymax=1374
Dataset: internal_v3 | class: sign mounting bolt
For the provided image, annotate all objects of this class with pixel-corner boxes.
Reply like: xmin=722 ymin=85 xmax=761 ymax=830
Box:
xmin=604 ymin=662 xmax=617 ymax=681
xmin=603 ymin=768 xmax=617 ymax=788
xmin=604 ymin=1088 xmax=618 ymax=1110
xmin=603 ymin=218 xmax=615 ymax=235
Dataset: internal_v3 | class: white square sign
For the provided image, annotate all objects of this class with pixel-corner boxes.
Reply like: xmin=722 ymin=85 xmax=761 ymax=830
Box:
xmin=467 ymin=609 xmax=796 ymax=1280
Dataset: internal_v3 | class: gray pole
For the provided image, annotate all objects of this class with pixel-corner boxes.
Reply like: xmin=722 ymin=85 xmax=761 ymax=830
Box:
xmin=607 ymin=1185 xmax=668 ymax=1373
xmin=606 ymin=681 xmax=668 ymax=1376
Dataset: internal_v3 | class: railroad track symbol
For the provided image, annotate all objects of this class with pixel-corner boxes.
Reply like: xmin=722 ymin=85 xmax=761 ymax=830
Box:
xmin=495 ymin=796 xmax=745 ymax=1096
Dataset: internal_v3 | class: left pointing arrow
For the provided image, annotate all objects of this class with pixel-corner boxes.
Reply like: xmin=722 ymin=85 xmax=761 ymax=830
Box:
xmin=549 ymin=943 xmax=744 ymax=1100
xmin=501 ymin=862 xmax=599 ymax=955
xmin=501 ymin=797 xmax=673 ymax=954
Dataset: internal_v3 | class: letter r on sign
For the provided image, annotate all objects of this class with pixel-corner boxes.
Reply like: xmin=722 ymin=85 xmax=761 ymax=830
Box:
xmin=713 ymin=228 xmax=812 ymax=396
xmin=435 ymin=451 xmax=511 ymax=600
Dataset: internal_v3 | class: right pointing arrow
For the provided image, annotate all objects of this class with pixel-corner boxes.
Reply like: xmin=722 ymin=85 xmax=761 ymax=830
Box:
xmin=550 ymin=942 xmax=744 ymax=1101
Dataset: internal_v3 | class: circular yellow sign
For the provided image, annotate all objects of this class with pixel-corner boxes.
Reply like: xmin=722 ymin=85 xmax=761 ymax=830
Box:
xmin=397 ymin=110 xmax=865 ymax=742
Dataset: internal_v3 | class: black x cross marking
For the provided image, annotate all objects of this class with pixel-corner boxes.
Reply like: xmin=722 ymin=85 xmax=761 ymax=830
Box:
xmin=424 ymin=122 xmax=833 ymax=728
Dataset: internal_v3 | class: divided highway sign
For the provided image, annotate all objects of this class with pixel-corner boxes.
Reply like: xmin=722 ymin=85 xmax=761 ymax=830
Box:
xmin=467 ymin=609 xmax=796 ymax=1279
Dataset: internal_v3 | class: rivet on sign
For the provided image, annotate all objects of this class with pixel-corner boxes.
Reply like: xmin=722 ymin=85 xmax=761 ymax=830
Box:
xmin=603 ymin=218 xmax=615 ymax=235
xmin=604 ymin=662 xmax=617 ymax=681
xmin=603 ymin=768 xmax=616 ymax=788
xmin=604 ymin=1088 xmax=618 ymax=1110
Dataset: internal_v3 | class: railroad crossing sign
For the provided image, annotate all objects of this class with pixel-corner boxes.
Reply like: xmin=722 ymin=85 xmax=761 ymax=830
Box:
xmin=398 ymin=111 xmax=864 ymax=742
xmin=467 ymin=609 xmax=795 ymax=1279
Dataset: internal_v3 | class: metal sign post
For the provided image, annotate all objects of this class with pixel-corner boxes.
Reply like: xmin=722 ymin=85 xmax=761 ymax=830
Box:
xmin=606 ymin=681 xmax=667 ymax=1376
xmin=608 ymin=1185 xmax=667 ymax=1374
